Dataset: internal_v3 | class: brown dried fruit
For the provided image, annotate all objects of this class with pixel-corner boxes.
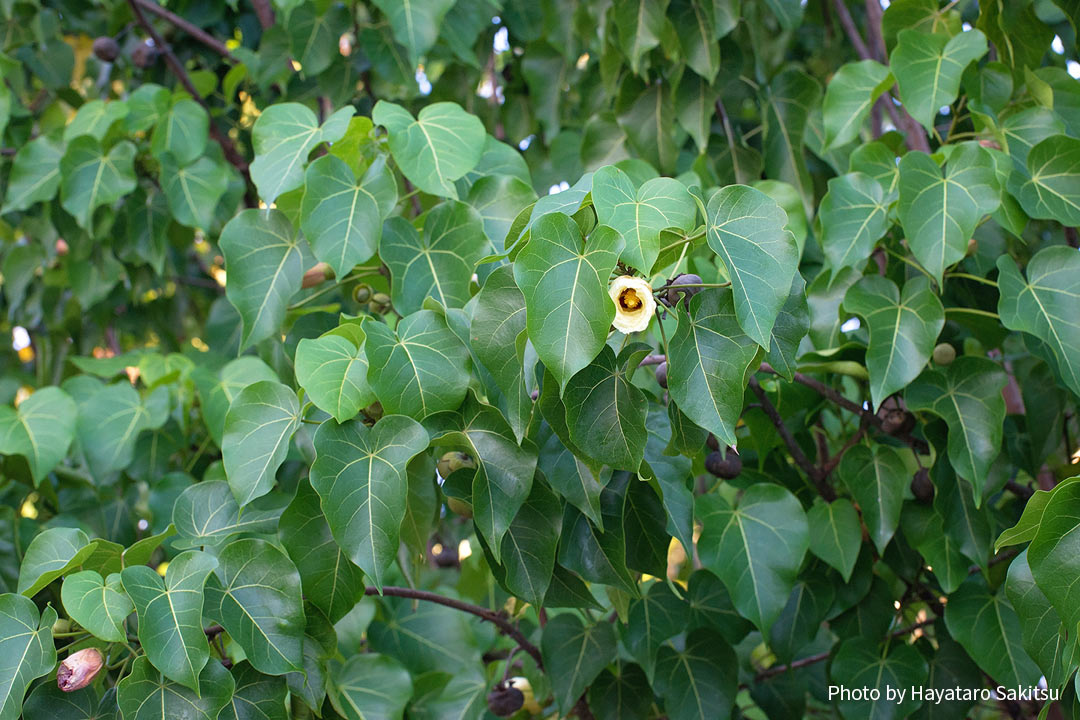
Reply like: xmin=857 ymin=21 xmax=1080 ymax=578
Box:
xmin=706 ymin=448 xmax=742 ymax=479
xmin=655 ymin=361 xmax=668 ymax=388
xmin=487 ymin=682 xmax=525 ymax=717
xmin=92 ymin=36 xmax=119 ymax=63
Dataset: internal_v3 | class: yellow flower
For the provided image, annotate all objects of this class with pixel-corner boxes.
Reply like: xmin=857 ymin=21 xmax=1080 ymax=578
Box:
xmin=609 ymin=276 xmax=655 ymax=333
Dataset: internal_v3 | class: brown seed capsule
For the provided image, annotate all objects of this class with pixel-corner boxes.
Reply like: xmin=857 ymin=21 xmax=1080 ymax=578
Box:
xmin=911 ymin=467 xmax=934 ymax=504
xmin=92 ymin=36 xmax=119 ymax=63
xmin=655 ymin=361 xmax=668 ymax=388
xmin=487 ymin=682 xmax=525 ymax=717
xmin=706 ymin=448 xmax=742 ymax=479
xmin=880 ymin=408 xmax=915 ymax=436
xmin=131 ymin=40 xmax=159 ymax=69
xmin=706 ymin=433 xmax=720 ymax=451
xmin=58 ymin=648 xmax=104 ymax=692
xmin=664 ymin=273 xmax=703 ymax=309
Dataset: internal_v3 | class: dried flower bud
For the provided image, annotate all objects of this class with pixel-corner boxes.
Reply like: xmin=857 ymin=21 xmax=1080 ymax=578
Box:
xmin=302 ymin=262 xmax=333 ymax=289
xmin=58 ymin=648 xmax=104 ymax=692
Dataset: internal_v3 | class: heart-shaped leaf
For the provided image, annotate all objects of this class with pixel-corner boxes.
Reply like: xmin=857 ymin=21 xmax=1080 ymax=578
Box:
xmin=1007 ymin=135 xmax=1080 ymax=226
xmin=310 ymin=415 xmax=429 ymax=591
xmin=299 ymin=155 xmax=383 ymax=280
xmin=818 ymin=172 xmax=889 ymax=276
xmin=171 ymin=480 xmax=281 ymax=549
xmin=905 ymin=357 xmax=1006 ymax=504
xmin=823 ymin=60 xmax=893 ymax=148
xmin=891 ymin=28 xmax=988 ymax=130
xmin=61 ymin=570 xmax=133 ymax=642
xmin=705 ymin=185 xmax=799 ymax=347
xmin=1028 ymin=480 xmax=1080 ymax=639
xmin=0 ymin=594 xmax=56 ymax=720
xmin=295 ymin=333 xmax=374 ymax=423
xmin=328 ymin=653 xmax=413 ymax=720
xmin=592 ymin=165 xmax=696 ymax=273
xmin=219 ymin=209 xmax=303 ymax=349
xmin=370 ymin=0 xmax=454 ymax=66
xmin=806 ymin=498 xmax=862 ymax=582
xmin=249 ymin=103 xmax=355 ymax=203
xmin=3 ymin=137 xmax=63 ymax=213
xmin=654 ymin=628 xmax=738 ymax=720
xmin=149 ymin=99 xmax=208 ymax=167
xmin=365 ymin=310 xmax=471 ymax=419
xmin=204 ymin=538 xmax=305 ymax=676
xmin=697 ymin=484 xmax=808 ymax=634
xmin=564 ymin=345 xmax=648 ymax=471
xmin=667 ymin=288 xmax=762 ymax=449
xmin=499 ymin=478 xmax=561 ymax=608
xmin=18 ymin=527 xmax=98 ymax=597
xmin=838 ymin=443 xmax=908 ymax=554
xmin=60 ymin=137 xmax=137 ymax=230
xmin=372 ymin=100 xmax=485 ymax=199
xmin=117 ymin=656 xmax=233 ymax=720
xmin=380 ymin=201 xmax=489 ymax=315
xmin=514 ymin=215 xmax=623 ymax=393
xmin=159 ymin=154 xmax=229 ymax=231
xmin=541 ymin=613 xmax=617 ymax=714
xmin=997 ymin=246 xmax=1080 ymax=397
xmin=121 ymin=550 xmax=219 ymax=691
xmin=0 ymin=386 xmax=76 ymax=485
xmin=829 ymin=637 xmax=928 ymax=720
xmin=842 ymin=275 xmax=944 ymax=411
xmin=222 ymin=380 xmax=301 ymax=506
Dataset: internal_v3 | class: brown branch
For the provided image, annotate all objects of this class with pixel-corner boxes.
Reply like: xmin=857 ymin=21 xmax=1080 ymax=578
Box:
xmin=820 ymin=421 xmax=868 ymax=477
xmin=366 ymin=586 xmax=543 ymax=668
xmin=749 ymin=377 xmax=837 ymax=500
xmin=760 ymin=362 xmax=883 ymax=430
xmin=132 ymin=0 xmax=236 ymax=61
xmin=251 ymin=0 xmax=275 ymax=30
xmin=125 ymin=0 xmax=251 ymax=185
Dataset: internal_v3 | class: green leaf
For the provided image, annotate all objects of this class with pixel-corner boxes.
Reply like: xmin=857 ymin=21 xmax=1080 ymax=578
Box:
xmin=194 ymin=356 xmax=278 ymax=446
xmin=64 ymin=99 xmax=129 ymax=143
xmin=116 ymin=656 xmax=233 ymax=720
xmin=997 ymin=246 xmax=1080 ymax=397
xmin=592 ymin=165 xmax=696 ymax=273
xmin=838 ymin=444 xmax=908 ymax=554
xmin=470 ymin=265 xmax=532 ymax=442
xmin=17 ymin=527 xmax=98 ymax=597
xmin=589 ymin=664 xmax=653 ymax=720
xmin=559 ymin=476 xmax=638 ymax=596
xmin=769 ymin=576 xmax=835 ymax=663
xmin=22 ymin=682 xmax=108 ymax=720
xmin=372 ymin=101 xmax=485 ymax=199
xmin=944 ymin=575 xmax=1041 ymax=687
xmin=1008 ymin=134 xmax=1080 ymax=226
xmin=0 ymin=593 xmax=56 ymax=720
xmin=686 ymin=568 xmax=752 ymax=643
xmin=328 ymin=654 xmax=413 ymax=720
xmin=295 ymin=333 xmax=375 ymax=423
xmin=367 ymin=594 xmax=482 ymax=674
xmin=220 ymin=209 xmax=303 ymax=349
xmin=1001 ymin=107 xmax=1066 ymax=169
xmin=171 ymin=480 xmax=281 ymax=549
xmin=564 ymin=345 xmax=648 ymax=470
xmin=891 ymin=29 xmax=988 ymax=131
xmin=818 ymin=172 xmax=890 ymax=276
xmin=541 ymin=613 xmax=617 ymax=714
xmin=60 ymin=570 xmax=133 ymax=642
xmin=299 ymin=155 xmax=382 ymax=280
xmin=671 ymin=0 xmax=720 ymax=82
xmin=220 ymin=662 xmax=288 ymax=720
xmin=613 ymin=0 xmax=667 ymax=75
xmin=279 ymin=479 xmax=365 ymax=624
xmin=310 ymin=415 xmax=429 ymax=591
xmin=1028 ymin=479 xmax=1080 ymax=638
xmin=149 ymin=99 xmax=208 ymax=167
xmin=995 ymin=478 xmax=1080 ymax=553
xmin=823 ymin=60 xmax=894 ymax=148
xmin=0 ymin=386 xmax=76 ymax=485
xmin=654 ymin=628 xmax=738 ymax=720
xmin=902 ymin=504 xmax=970 ymax=594
xmin=204 ymin=538 xmax=305 ymax=676
xmin=250 ymin=103 xmax=355 ymax=203
xmin=667 ymin=288 xmax=762 ymax=449
xmin=537 ymin=376 xmax=606 ymax=527
xmin=160 ymin=154 xmax=229 ymax=231
xmin=286 ymin=3 xmax=349 ymax=76
xmin=371 ymin=0 xmax=454 ymax=66
xmin=121 ymin=550 xmax=219 ymax=691
xmin=465 ymin=174 xmax=538 ymax=251
xmin=222 ymin=380 xmax=301 ymax=506
xmin=513 ymin=215 xmax=623 ymax=392
xmin=2 ymin=137 xmax=63 ymax=213
xmin=897 ymin=144 xmax=999 ymax=284
xmin=60 ymin=137 xmax=137 ymax=230
xmin=806 ymin=498 xmax=861 ymax=582
xmin=624 ymin=582 xmax=689 ymax=676
xmin=905 ymin=357 xmax=1006 ymax=503
xmin=705 ymin=184 xmax=799 ymax=347
xmin=126 ymin=83 xmax=169 ymax=132
xmin=830 ymin=638 xmax=928 ymax=720
xmin=766 ymin=274 xmax=810 ymax=382
xmin=849 ymin=141 xmax=900 ymax=197
xmin=499 ymin=477 xmax=562 ymax=607
xmin=76 ymin=382 xmax=164 ymax=479
xmin=1006 ymin=550 xmax=1074 ymax=688
xmin=365 ymin=310 xmax=472 ymax=419
xmin=762 ymin=68 xmax=820 ymax=216
xmin=842 ymin=276 xmax=944 ymax=411
xmin=427 ymin=395 xmax=537 ymax=556
xmin=380 ymin=202 xmax=489 ymax=315
xmin=697 ymin=483 xmax=809 ymax=634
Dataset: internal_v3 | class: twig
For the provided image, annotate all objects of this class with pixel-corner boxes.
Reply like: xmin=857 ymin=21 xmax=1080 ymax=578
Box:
xmin=251 ymin=0 xmax=275 ymax=29
xmin=820 ymin=420 xmax=868 ymax=477
xmin=125 ymin=0 xmax=251 ymax=185
xmin=132 ymin=0 xmax=236 ymax=60
xmin=760 ymin=362 xmax=882 ymax=430
xmin=749 ymin=377 xmax=836 ymax=500
xmin=366 ymin=586 xmax=542 ymax=667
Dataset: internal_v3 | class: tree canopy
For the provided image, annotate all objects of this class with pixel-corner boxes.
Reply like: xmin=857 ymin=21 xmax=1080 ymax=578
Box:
xmin=2 ymin=0 xmax=1080 ymax=718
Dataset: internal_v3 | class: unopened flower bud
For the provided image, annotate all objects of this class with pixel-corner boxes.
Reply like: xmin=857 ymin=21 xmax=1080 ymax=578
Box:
xmin=58 ymin=648 xmax=104 ymax=692
xmin=302 ymin=262 xmax=333 ymax=289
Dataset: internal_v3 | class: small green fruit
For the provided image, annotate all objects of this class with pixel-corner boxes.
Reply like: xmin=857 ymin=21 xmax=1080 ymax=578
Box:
xmin=352 ymin=284 xmax=372 ymax=303
xmin=932 ymin=342 xmax=956 ymax=366
xmin=447 ymin=497 xmax=473 ymax=518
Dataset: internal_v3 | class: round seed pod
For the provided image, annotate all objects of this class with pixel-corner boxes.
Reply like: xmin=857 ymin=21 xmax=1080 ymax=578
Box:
xmin=706 ymin=448 xmax=742 ymax=479
xmin=664 ymin=273 xmax=703 ymax=309
xmin=655 ymin=361 xmax=668 ymax=388
xmin=92 ymin=36 xmax=119 ymax=62
xmin=932 ymin=342 xmax=956 ymax=366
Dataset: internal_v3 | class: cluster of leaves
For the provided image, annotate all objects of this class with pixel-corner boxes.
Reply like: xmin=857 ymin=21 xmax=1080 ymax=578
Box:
xmin=2 ymin=0 xmax=1080 ymax=719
